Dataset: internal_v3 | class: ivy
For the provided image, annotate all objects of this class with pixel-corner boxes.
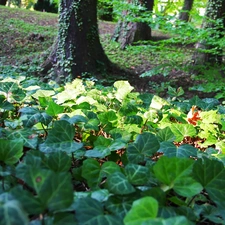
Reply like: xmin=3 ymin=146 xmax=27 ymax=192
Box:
xmin=0 ymin=74 xmax=225 ymax=224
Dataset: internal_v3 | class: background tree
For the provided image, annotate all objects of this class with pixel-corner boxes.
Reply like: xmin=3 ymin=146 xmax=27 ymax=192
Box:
xmin=98 ymin=1 xmax=114 ymax=21
xmin=0 ymin=0 xmax=7 ymax=5
xmin=193 ymin=0 xmax=225 ymax=66
xmin=179 ymin=0 xmax=194 ymax=22
xmin=112 ymin=0 xmax=154 ymax=49
xmin=42 ymin=0 xmax=112 ymax=81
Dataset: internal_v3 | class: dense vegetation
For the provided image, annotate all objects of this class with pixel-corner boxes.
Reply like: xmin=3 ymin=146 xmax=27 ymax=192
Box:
xmin=0 ymin=1 xmax=225 ymax=224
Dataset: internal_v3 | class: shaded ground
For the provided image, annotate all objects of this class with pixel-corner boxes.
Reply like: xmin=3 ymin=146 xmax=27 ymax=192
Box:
xmin=0 ymin=6 xmax=216 ymax=99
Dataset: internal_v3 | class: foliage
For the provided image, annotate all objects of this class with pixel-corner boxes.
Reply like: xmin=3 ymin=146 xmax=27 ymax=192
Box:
xmin=0 ymin=68 xmax=225 ymax=224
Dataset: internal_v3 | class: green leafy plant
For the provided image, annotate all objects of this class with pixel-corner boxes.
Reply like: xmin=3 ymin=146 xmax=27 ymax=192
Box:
xmin=0 ymin=74 xmax=224 ymax=224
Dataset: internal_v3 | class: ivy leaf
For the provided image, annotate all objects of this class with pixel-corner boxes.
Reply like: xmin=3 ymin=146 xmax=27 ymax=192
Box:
xmin=8 ymin=128 xmax=38 ymax=149
xmin=46 ymin=100 xmax=65 ymax=116
xmin=170 ymin=124 xmax=196 ymax=142
xmin=141 ymin=216 xmax=191 ymax=225
xmin=81 ymin=158 xmax=101 ymax=189
xmin=39 ymin=172 xmax=73 ymax=212
xmin=159 ymin=142 xmax=197 ymax=158
xmin=0 ymin=139 xmax=23 ymax=165
xmin=193 ymin=158 xmax=225 ymax=209
xmin=10 ymin=186 xmax=44 ymax=214
xmin=45 ymin=151 xmax=71 ymax=172
xmin=0 ymin=194 xmax=29 ymax=225
xmin=127 ymin=133 xmax=160 ymax=163
xmin=114 ymin=81 xmax=134 ymax=102
xmin=156 ymin=127 xmax=176 ymax=142
xmin=106 ymin=172 xmax=136 ymax=195
xmin=105 ymin=196 xmax=133 ymax=219
xmin=153 ymin=157 xmax=202 ymax=197
xmin=74 ymin=197 xmax=122 ymax=225
xmin=124 ymin=197 xmax=158 ymax=225
xmin=125 ymin=164 xmax=149 ymax=185
xmin=39 ymin=120 xmax=83 ymax=153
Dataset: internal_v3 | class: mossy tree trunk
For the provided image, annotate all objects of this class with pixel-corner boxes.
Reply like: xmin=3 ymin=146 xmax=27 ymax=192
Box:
xmin=41 ymin=0 xmax=111 ymax=81
xmin=192 ymin=0 xmax=225 ymax=66
xmin=112 ymin=0 xmax=154 ymax=49
xmin=178 ymin=0 xmax=194 ymax=22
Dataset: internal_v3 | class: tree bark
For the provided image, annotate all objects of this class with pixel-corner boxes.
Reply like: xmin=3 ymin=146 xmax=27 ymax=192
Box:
xmin=178 ymin=0 xmax=194 ymax=22
xmin=192 ymin=0 xmax=225 ymax=66
xmin=41 ymin=0 xmax=111 ymax=81
xmin=112 ymin=0 xmax=154 ymax=49
xmin=0 ymin=0 xmax=7 ymax=6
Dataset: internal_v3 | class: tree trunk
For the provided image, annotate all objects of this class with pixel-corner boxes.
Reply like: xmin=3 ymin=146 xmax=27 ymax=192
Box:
xmin=0 ymin=0 xmax=7 ymax=6
xmin=192 ymin=0 xmax=225 ymax=66
xmin=178 ymin=0 xmax=194 ymax=22
xmin=41 ymin=0 xmax=111 ymax=81
xmin=112 ymin=0 xmax=154 ymax=49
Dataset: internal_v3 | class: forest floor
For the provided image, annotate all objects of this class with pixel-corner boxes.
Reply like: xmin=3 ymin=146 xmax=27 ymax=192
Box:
xmin=0 ymin=6 xmax=220 ymax=99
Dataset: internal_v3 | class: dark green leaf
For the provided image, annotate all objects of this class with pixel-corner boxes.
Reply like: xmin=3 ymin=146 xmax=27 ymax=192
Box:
xmin=46 ymin=152 xmax=71 ymax=172
xmin=193 ymin=158 xmax=225 ymax=209
xmin=82 ymin=159 xmax=101 ymax=188
xmin=125 ymin=164 xmax=149 ymax=185
xmin=127 ymin=133 xmax=160 ymax=163
xmin=39 ymin=172 xmax=73 ymax=211
xmin=153 ymin=157 xmax=202 ymax=197
xmin=0 ymin=139 xmax=23 ymax=165
xmin=106 ymin=172 xmax=136 ymax=195
xmin=159 ymin=142 xmax=197 ymax=158
xmin=39 ymin=120 xmax=83 ymax=153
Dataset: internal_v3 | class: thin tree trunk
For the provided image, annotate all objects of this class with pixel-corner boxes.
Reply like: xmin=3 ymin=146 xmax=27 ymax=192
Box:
xmin=112 ymin=0 xmax=154 ymax=49
xmin=192 ymin=0 xmax=225 ymax=66
xmin=41 ymin=0 xmax=111 ymax=81
xmin=179 ymin=0 xmax=194 ymax=22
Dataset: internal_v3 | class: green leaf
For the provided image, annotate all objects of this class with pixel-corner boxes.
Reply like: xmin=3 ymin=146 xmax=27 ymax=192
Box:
xmin=124 ymin=197 xmax=158 ymax=225
xmin=170 ymin=124 xmax=196 ymax=142
xmin=0 ymin=196 xmax=29 ymax=225
xmin=74 ymin=197 xmax=122 ymax=225
xmin=39 ymin=172 xmax=73 ymax=212
xmin=10 ymin=186 xmax=44 ymax=214
xmin=46 ymin=100 xmax=65 ymax=116
xmin=106 ymin=172 xmax=136 ymax=195
xmin=32 ymin=89 xmax=55 ymax=99
xmin=114 ymin=81 xmax=134 ymax=102
xmin=153 ymin=157 xmax=202 ymax=197
xmin=39 ymin=120 xmax=83 ymax=153
xmin=159 ymin=142 xmax=197 ymax=158
xmin=8 ymin=128 xmax=38 ymax=149
xmin=141 ymin=216 xmax=191 ymax=225
xmin=127 ymin=133 xmax=160 ymax=163
xmin=100 ymin=161 xmax=121 ymax=177
xmin=82 ymin=158 xmax=101 ymax=188
xmin=105 ymin=196 xmax=133 ymax=219
xmin=156 ymin=127 xmax=176 ymax=142
xmin=98 ymin=110 xmax=118 ymax=125
xmin=193 ymin=158 xmax=225 ymax=209
xmin=46 ymin=151 xmax=71 ymax=172
xmin=125 ymin=164 xmax=149 ymax=185
xmin=0 ymin=139 xmax=23 ymax=165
